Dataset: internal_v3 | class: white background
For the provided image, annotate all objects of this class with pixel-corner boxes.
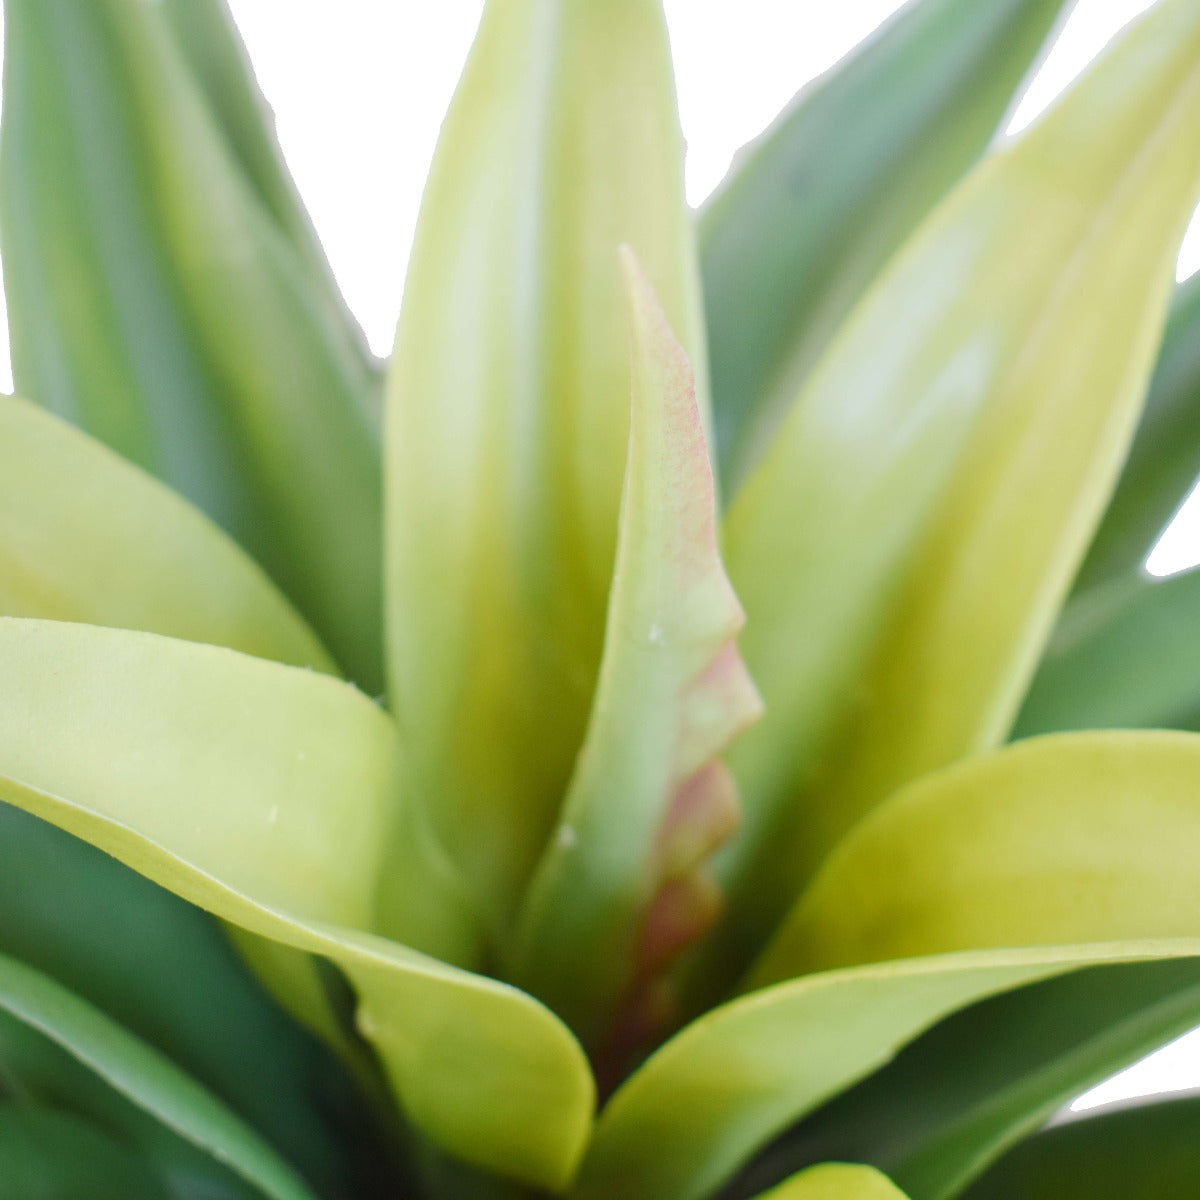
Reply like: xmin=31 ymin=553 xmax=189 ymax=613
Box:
xmin=4 ymin=0 xmax=1200 ymax=1111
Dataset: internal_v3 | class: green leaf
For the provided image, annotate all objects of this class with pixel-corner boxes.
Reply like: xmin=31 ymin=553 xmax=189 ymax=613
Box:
xmin=752 ymin=732 xmax=1200 ymax=981
xmin=508 ymin=250 xmax=761 ymax=1055
xmin=0 ymin=953 xmax=319 ymax=1200
xmin=0 ymin=619 xmax=593 ymax=1191
xmin=750 ymin=1164 xmax=910 ymax=1200
xmin=156 ymin=0 xmax=370 ymax=327
xmin=1015 ymin=566 xmax=1200 ymax=735
xmin=0 ymin=394 xmax=332 ymax=671
xmin=722 ymin=958 xmax=1200 ymax=1200
xmin=700 ymin=0 xmax=1072 ymax=493
xmin=0 ymin=0 xmax=383 ymax=689
xmin=1073 ymin=271 xmax=1200 ymax=590
xmin=963 ymin=1095 xmax=1200 ymax=1199
xmin=0 ymin=807 xmax=381 ymax=1200
xmin=0 ymin=1107 xmax=169 ymax=1200
xmin=385 ymin=0 xmax=705 ymax=938
xmin=576 ymin=732 xmax=1200 ymax=1200
xmin=708 ymin=0 xmax=1200 ymax=980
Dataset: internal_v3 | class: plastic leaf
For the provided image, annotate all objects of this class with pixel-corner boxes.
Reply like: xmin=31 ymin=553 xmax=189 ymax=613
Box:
xmin=711 ymin=0 xmax=1200 ymax=976
xmin=0 ymin=0 xmax=383 ymax=688
xmin=963 ymin=1095 xmax=1200 ymax=1199
xmin=750 ymin=1163 xmax=910 ymax=1200
xmin=701 ymin=0 xmax=1072 ymax=493
xmin=0 ymin=619 xmax=592 ymax=1191
xmin=577 ymin=731 xmax=1200 ymax=1200
xmin=385 ymin=0 xmax=705 ymax=937
xmin=0 ymin=952 xmax=319 ymax=1200
xmin=508 ymin=251 xmax=761 ymax=1057
xmin=1016 ymin=566 xmax=1200 ymax=735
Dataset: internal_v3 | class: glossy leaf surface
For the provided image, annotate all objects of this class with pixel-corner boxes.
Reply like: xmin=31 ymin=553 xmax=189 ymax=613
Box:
xmin=0 ymin=952 xmax=319 ymax=1200
xmin=579 ymin=731 xmax=1200 ymax=1200
xmin=701 ymin=0 xmax=1071 ymax=492
xmin=0 ymin=619 xmax=592 ymax=1191
xmin=386 ymin=0 xmax=704 ymax=937
xmin=712 ymin=0 xmax=1200 ymax=976
xmin=0 ymin=0 xmax=382 ymax=687
xmin=509 ymin=252 xmax=760 ymax=1052
xmin=963 ymin=1095 xmax=1200 ymax=1199
xmin=723 ymin=958 xmax=1200 ymax=1200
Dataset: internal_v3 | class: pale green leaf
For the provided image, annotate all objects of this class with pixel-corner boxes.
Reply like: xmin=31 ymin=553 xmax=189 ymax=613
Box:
xmin=385 ymin=0 xmax=705 ymax=938
xmin=0 ymin=619 xmax=592 ymax=1191
xmin=0 ymin=0 xmax=383 ymax=688
xmin=701 ymin=0 xmax=1072 ymax=493
xmin=577 ymin=731 xmax=1200 ymax=1200
xmin=0 ymin=952 xmax=319 ymax=1200
xmin=963 ymin=1095 xmax=1200 ymax=1199
xmin=709 ymin=0 xmax=1200 ymax=981
xmin=751 ymin=1164 xmax=910 ymax=1200
xmin=508 ymin=250 xmax=760 ymax=1053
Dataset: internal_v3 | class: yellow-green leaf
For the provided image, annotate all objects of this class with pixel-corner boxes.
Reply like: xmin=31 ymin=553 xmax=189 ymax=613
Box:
xmin=0 ymin=394 xmax=332 ymax=672
xmin=508 ymin=250 xmax=760 ymax=1054
xmin=578 ymin=731 xmax=1200 ymax=1200
xmin=752 ymin=1164 xmax=910 ymax=1200
xmin=752 ymin=732 xmax=1200 ymax=982
xmin=385 ymin=0 xmax=705 ymax=941
xmin=710 ymin=0 xmax=1200 ymax=979
xmin=0 ymin=619 xmax=592 ymax=1191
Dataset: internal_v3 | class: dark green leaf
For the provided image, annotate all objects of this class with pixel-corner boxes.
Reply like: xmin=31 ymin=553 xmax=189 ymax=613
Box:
xmin=963 ymin=1094 xmax=1200 ymax=1199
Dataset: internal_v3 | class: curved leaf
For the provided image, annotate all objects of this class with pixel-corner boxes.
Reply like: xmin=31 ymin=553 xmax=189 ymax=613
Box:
xmin=0 ymin=807 xmax=378 ymax=1200
xmin=963 ymin=1094 xmax=1200 ymax=1199
xmin=709 ymin=0 xmax=1200 ymax=980
xmin=1074 ymin=272 xmax=1200 ymax=589
xmin=1015 ymin=566 xmax=1200 ymax=735
xmin=0 ymin=953 xmax=319 ymax=1200
xmin=750 ymin=1164 xmax=909 ymax=1200
xmin=0 ymin=1107 xmax=169 ymax=1200
xmin=385 ymin=0 xmax=705 ymax=939
xmin=753 ymin=732 xmax=1200 ymax=981
xmin=578 ymin=731 xmax=1200 ymax=1200
xmin=701 ymin=0 xmax=1071 ymax=493
xmin=0 ymin=0 xmax=383 ymax=687
xmin=0 ymin=619 xmax=593 ymax=1191
xmin=721 ymin=958 xmax=1200 ymax=1200
xmin=0 ymin=394 xmax=332 ymax=671
xmin=508 ymin=251 xmax=760 ymax=1055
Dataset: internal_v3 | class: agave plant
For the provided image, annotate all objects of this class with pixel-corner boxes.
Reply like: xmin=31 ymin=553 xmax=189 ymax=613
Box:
xmin=1 ymin=0 xmax=1200 ymax=1196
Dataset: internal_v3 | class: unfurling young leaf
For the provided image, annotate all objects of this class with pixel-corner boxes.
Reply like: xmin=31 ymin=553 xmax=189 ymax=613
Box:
xmin=507 ymin=250 xmax=760 ymax=1063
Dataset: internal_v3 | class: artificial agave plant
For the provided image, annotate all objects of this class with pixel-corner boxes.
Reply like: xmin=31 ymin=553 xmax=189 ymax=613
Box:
xmin=1 ymin=0 xmax=1200 ymax=1196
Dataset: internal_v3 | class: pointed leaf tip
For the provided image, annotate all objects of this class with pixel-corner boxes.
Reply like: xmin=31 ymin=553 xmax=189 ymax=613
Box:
xmin=509 ymin=250 xmax=760 ymax=1059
